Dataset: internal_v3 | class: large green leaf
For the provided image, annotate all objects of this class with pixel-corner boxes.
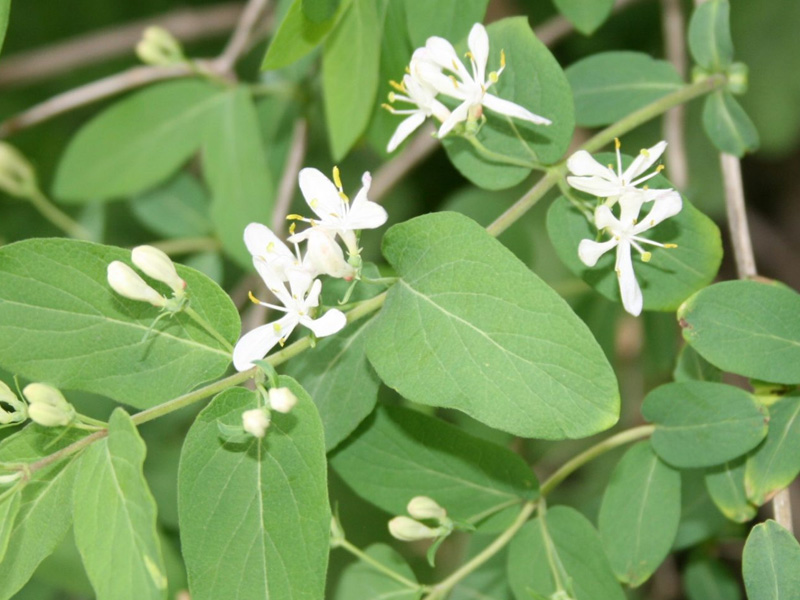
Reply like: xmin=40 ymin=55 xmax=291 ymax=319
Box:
xmin=178 ymin=379 xmax=330 ymax=600
xmin=0 ymin=489 xmax=20 ymax=563
xmin=683 ymin=556 xmax=742 ymax=600
xmin=0 ymin=239 xmax=238 ymax=409
xmin=365 ymin=212 xmax=619 ymax=439
xmin=203 ymin=87 xmax=275 ymax=267
xmin=553 ymin=0 xmax=614 ymax=35
xmin=54 ymin=80 xmax=224 ymax=202
xmin=688 ymin=0 xmax=734 ymax=72
xmin=332 ymin=544 xmax=419 ymax=600
xmin=330 ymin=405 xmax=537 ymax=531
xmin=507 ymin=506 xmax=625 ymax=600
xmin=745 ymin=393 xmax=800 ymax=506
xmin=598 ymin=442 xmax=681 ymax=587
xmin=403 ymin=0 xmax=488 ymax=47
xmin=678 ymin=280 xmax=800 ymax=384
xmin=743 ymin=520 xmax=800 ymax=600
xmin=642 ymin=381 xmax=768 ymax=468
xmin=705 ymin=458 xmax=757 ymax=522
xmin=702 ymin=91 xmax=759 ymax=157
xmin=73 ymin=409 xmax=166 ymax=600
xmin=303 ymin=0 xmax=339 ymax=22
xmin=129 ymin=172 xmax=212 ymax=239
xmin=0 ymin=0 xmax=10 ymax=55
xmin=442 ymin=17 xmax=575 ymax=190
xmin=566 ymin=52 xmax=684 ymax=127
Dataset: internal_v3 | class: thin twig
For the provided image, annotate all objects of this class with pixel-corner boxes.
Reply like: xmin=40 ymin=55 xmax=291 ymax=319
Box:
xmin=720 ymin=153 xmax=757 ymax=278
xmin=371 ymin=124 xmax=438 ymax=203
xmin=215 ymin=0 xmax=271 ymax=73
xmin=272 ymin=119 xmax=308 ymax=234
xmin=660 ymin=0 xmax=689 ymax=189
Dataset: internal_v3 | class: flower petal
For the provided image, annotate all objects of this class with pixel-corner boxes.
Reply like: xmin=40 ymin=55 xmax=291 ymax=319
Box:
xmin=593 ymin=204 xmax=620 ymax=230
xmin=298 ymin=168 xmax=343 ymax=221
xmin=615 ymin=242 xmax=643 ymax=316
xmin=301 ymin=309 xmax=347 ymax=338
xmin=622 ymin=140 xmax=667 ymax=183
xmin=482 ymin=93 xmax=551 ymax=125
xmin=387 ymin=112 xmax=426 ymax=152
xmin=567 ymin=150 xmax=613 ymax=178
xmin=244 ymin=223 xmax=293 ymax=261
xmin=632 ymin=190 xmax=682 ymax=234
xmin=437 ymin=101 xmax=471 ymax=138
xmin=566 ymin=175 xmax=621 ymax=198
xmin=232 ymin=314 xmax=299 ymax=371
xmin=578 ymin=238 xmax=618 ymax=267
xmin=425 ymin=36 xmax=470 ymax=81
xmin=348 ymin=172 xmax=388 ymax=230
xmin=467 ymin=23 xmax=490 ymax=84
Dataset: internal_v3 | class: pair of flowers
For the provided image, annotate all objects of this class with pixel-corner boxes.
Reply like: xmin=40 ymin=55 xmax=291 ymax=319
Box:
xmin=232 ymin=167 xmax=388 ymax=372
xmin=385 ymin=22 xmax=551 ymax=152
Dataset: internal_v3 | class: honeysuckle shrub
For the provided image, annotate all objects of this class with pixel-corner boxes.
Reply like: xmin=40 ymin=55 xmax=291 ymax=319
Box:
xmin=0 ymin=0 xmax=798 ymax=599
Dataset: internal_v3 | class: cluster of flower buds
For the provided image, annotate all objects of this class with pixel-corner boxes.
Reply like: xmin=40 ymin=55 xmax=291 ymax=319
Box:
xmin=107 ymin=245 xmax=187 ymax=311
xmin=388 ymin=496 xmax=451 ymax=542
xmin=241 ymin=386 xmax=298 ymax=439
xmin=232 ymin=166 xmax=388 ymax=372
xmin=384 ymin=22 xmax=551 ymax=152
xmin=135 ymin=26 xmax=185 ymax=67
xmin=0 ymin=381 xmax=27 ymax=426
xmin=566 ymin=139 xmax=682 ymax=316
xmin=22 ymin=383 xmax=77 ymax=427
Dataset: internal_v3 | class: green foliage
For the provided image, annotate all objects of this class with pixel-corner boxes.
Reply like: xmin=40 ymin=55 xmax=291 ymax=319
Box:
xmin=330 ymin=405 xmax=537 ymax=530
xmin=303 ymin=0 xmax=339 ymax=23
xmin=53 ymin=81 xmax=224 ymax=202
xmin=552 ymin=0 xmax=614 ymax=36
xmin=702 ymin=90 xmax=759 ymax=156
xmin=130 ymin=172 xmax=212 ymax=239
xmin=598 ymin=442 xmax=681 ymax=587
xmin=0 ymin=0 xmax=10 ymax=55
xmin=683 ymin=556 xmax=742 ymax=600
xmin=0 ymin=489 xmax=19 ymax=563
xmin=705 ymin=458 xmax=756 ymax=523
xmin=743 ymin=520 xmax=800 ymax=600
xmin=442 ymin=17 xmax=575 ymax=189
xmin=403 ymin=0 xmax=488 ymax=47
xmin=678 ymin=280 xmax=800 ymax=384
xmin=332 ymin=544 xmax=419 ymax=600
xmin=642 ymin=381 xmax=768 ymax=468
xmin=366 ymin=212 xmax=619 ymax=439
xmin=73 ymin=409 xmax=166 ymax=600
xmin=178 ymin=379 xmax=330 ymax=600
xmin=566 ymin=52 xmax=684 ymax=127
xmin=0 ymin=239 xmax=238 ymax=409
xmin=688 ymin=0 xmax=734 ymax=72
xmin=673 ymin=345 xmax=722 ymax=383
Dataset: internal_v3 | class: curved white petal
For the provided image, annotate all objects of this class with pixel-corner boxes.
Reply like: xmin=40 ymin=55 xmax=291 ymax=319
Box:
xmin=618 ymin=192 xmax=645 ymax=225
xmin=388 ymin=112 xmax=426 ymax=152
xmin=414 ymin=60 xmax=465 ymax=99
xmin=244 ymin=223 xmax=293 ymax=261
xmin=298 ymin=168 xmax=343 ymax=221
xmin=304 ymin=278 xmax=323 ymax=308
xmin=578 ymin=238 xmax=618 ymax=267
xmin=467 ymin=23 xmax=489 ymax=84
xmin=593 ymin=205 xmax=620 ymax=230
xmin=632 ymin=190 xmax=682 ymax=234
xmin=437 ymin=101 xmax=471 ymax=138
xmin=567 ymin=150 xmax=613 ymax=178
xmin=430 ymin=99 xmax=452 ymax=123
xmin=303 ymin=230 xmax=353 ymax=279
xmin=285 ymin=267 xmax=314 ymax=301
xmin=348 ymin=174 xmax=388 ymax=231
xmin=622 ymin=140 xmax=668 ymax=183
xmin=566 ymin=175 xmax=621 ymax=198
xmin=615 ymin=242 xmax=643 ymax=316
xmin=301 ymin=309 xmax=347 ymax=338
xmin=232 ymin=314 xmax=299 ymax=371
xmin=425 ymin=36 xmax=470 ymax=80
xmin=482 ymin=93 xmax=551 ymax=125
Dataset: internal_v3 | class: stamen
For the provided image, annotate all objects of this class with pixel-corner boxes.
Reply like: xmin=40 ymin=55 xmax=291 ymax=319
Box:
xmin=310 ymin=198 xmax=319 ymax=209
xmin=449 ymin=75 xmax=459 ymax=88
xmin=641 ymin=252 xmax=652 ymax=262
xmin=389 ymin=80 xmax=405 ymax=92
xmin=489 ymin=71 xmax=499 ymax=83
xmin=381 ymin=103 xmax=396 ymax=113
xmin=405 ymin=66 xmax=410 ymax=74
xmin=273 ymin=322 xmax=282 ymax=332
xmin=640 ymin=148 xmax=650 ymax=157
xmin=664 ymin=243 xmax=678 ymax=248
xmin=266 ymin=242 xmax=275 ymax=253
xmin=338 ymin=192 xmax=349 ymax=203
xmin=464 ymin=51 xmax=473 ymax=60
xmin=278 ymin=337 xmax=286 ymax=347
xmin=500 ymin=49 xmax=506 ymax=69
xmin=656 ymin=165 xmax=665 ymax=172
xmin=333 ymin=166 xmax=343 ymax=190
xmin=388 ymin=91 xmax=396 ymax=102
xmin=288 ymin=222 xmax=296 ymax=235
xmin=614 ymin=138 xmax=621 ymax=150
xmin=451 ymin=59 xmax=459 ymax=72
xmin=248 ymin=291 xmax=261 ymax=305
xmin=286 ymin=213 xmax=305 ymax=220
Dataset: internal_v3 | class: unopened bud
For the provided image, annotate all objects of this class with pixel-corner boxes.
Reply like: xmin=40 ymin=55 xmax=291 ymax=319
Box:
xmin=131 ymin=245 xmax=185 ymax=295
xmin=136 ymin=26 xmax=184 ymax=66
xmin=303 ymin=230 xmax=355 ymax=279
xmin=727 ymin=62 xmax=749 ymax=95
xmin=0 ymin=471 xmax=21 ymax=486
xmin=407 ymin=496 xmax=447 ymax=522
xmin=268 ymin=387 xmax=297 ymax=414
xmin=23 ymin=383 xmax=75 ymax=427
xmin=0 ymin=142 xmax=38 ymax=198
xmin=107 ymin=261 xmax=167 ymax=307
xmin=0 ymin=381 xmax=27 ymax=425
xmin=388 ymin=516 xmax=441 ymax=542
xmin=242 ymin=408 xmax=270 ymax=438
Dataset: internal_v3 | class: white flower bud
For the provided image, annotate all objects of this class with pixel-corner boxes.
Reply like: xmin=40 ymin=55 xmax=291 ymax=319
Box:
xmin=303 ymin=230 xmax=355 ymax=280
xmin=131 ymin=245 xmax=185 ymax=295
xmin=0 ymin=381 xmax=26 ymax=425
xmin=0 ymin=471 xmax=21 ymax=486
xmin=107 ymin=261 xmax=166 ymax=307
xmin=23 ymin=383 xmax=75 ymax=427
xmin=0 ymin=142 xmax=37 ymax=198
xmin=268 ymin=387 xmax=298 ymax=414
xmin=242 ymin=408 xmax=270 ymax=438
xmin=135 ymin=26 xmax=184 ymax=66
xmin=388 ymin=516 xmax=441 ymax=542
xmin=407 ymin=496 xmax=447 ymax=521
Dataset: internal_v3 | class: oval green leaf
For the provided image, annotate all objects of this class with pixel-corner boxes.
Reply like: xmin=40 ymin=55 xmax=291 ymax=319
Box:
xmin=688 ymin=0 xmax=734 ymax=72
xmin=683 ymin=556 xmax=742 ymax=600
xmin=553 ymin=0 xmax=614 ymax=35
xmin=702 ymin=91 xmax=759 ymax=157
xmin=130 ymin=172 xmax=212 ymax=239
xmin=674 ymin=344 xmax=722 ymax=383
xmin=705 ymin=458 xmax=757 ymax=522
xmin=743 ymin=520 xmax=800 ymax=600
xmin=0 ymin=490 xmax=19 ymax=564
xmin=404 ymin=0 xmax=488 ymax=47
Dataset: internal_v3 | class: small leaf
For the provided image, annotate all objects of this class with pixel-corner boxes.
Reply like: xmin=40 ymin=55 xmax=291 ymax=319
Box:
xmin=672 ymin=469 xmax=728 ymax=551
xmin=743 ymin=520 xmax=800 ymax=600
xmin=333 ymin=544 xmax=419 ymax=599
xmin=705 ymin=458 xmax=757 ymax=523
xmin=403 ymin=0 xmax=488 ymax=47
xmin=702 ymin=91 xmax=759 ymax=157
xmin=688 ymin=0 xmax=734 ymax=72
xmin=552 ymin=0 xmax=615 ymax=36
xmin=129 ymin=172 xmax=212 ymax=239
xmin=674 ymin=345 xmax=722 ymax=383
xmin=683 ymin=556 xmax=742 ymax=600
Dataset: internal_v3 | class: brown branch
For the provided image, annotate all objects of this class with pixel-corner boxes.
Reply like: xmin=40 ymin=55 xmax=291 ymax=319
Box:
xmin=215 ymin=0 xmax=271 ymax=73
xmin=272 ymin=119 xmax=308 ymax=234
xmin=660 ymin=0 xmax=689 ymax=190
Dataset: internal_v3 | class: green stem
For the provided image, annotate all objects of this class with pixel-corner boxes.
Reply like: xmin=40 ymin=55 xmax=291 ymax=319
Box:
xmin=486 ymin=168 xmax=560 ymax=237
xmin=463 ymin=134 xmax=540 ymax=170
xmin=185 ymin=306 xmax=235 ymax=352
xmin=148 ymin=237 xmax=221 ymax=256
xmin=337 ymin=538 xmax=422 ymax=591
xmin=28 ymin=190 xmax=92 ymax=240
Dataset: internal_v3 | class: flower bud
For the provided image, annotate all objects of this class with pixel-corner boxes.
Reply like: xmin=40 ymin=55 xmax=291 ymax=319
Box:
xmin=131 ymin=245 xmax=185 ymax=295
xmin=0 ymin=471 xmax=21 ymax=486
xmin=242 ymin=408 xmax=270 ymax=439
xmin=107 ymin=261 xmax=167 ymax=307
xmin=388 ymin=516 xmax=441 ymax=542
xmin=407 ymin=496 xmax=447 ymax=522
xmin=0 ymin=142 xmax=38 ymax=198
xmin=23 ymin=383 xmax=75 ymax=427
xmin=727 ymin=62 xmax=749 ymax=95
xmin=268 ymin=387 xmax=298 ymax=414
xmin=135 ymin=26 xmax=185 ymax=66
xmin=303 ymin=230 xmax=355 ymax=279
xmin=0 ymin=381 xmax=27 ymax=425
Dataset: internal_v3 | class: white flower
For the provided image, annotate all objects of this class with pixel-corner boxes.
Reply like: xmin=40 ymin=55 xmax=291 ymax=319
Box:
xmin=242 ymin=408 xmax=270 ymax=438
xmin=131 ymin=245 xmax=185 ymax=296
xmin=384 ymin=70 xmax=451 ymax=152
xmin=244 ymin=222 xmax=302 ymax=282
xmin=23 ymin=383 xmax=76 ymax=427
xmin=107 ymin=261 xmax=167 ymax=307
xmin=407 ymin=496 xmax=447 ymax=522
xmin=268 ymin=387 xmax=298 ymax=414
xmin=414 ymin=23 xmax=551 ymax=138
xmin=302 ymin=229 xmax=355 ymax=280
xmin=566 ymin=139 xmax=671 ymax=206
xmin=578 ymin=191 xmax=682 ymax=316
xmin=289 ymin=167 xmax=387 ymax=257
xmin=388 ymin=516 xmax=442 ymax=542
xmin=232 ymin=267 xmax=347 ymax=371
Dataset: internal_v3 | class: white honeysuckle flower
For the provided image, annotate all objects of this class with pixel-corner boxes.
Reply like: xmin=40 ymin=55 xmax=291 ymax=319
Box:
xmin=407 ymin=496 xmax=447 ymax=522
xmin=22 ymin=383 xmax=76 ymax=428
xmin=302 ymin=228 xmax=355 ymax=280
xmin=242 ymin=408 xmax=270 ymax=438
xmin=384 ymin=70 xmax=452 ymax=152
xmin=107 ymin=261 xmax=167 ymax=307
xmin=578 ymin=191 xmax=683 ymax=317
xmin=413 ymin=23 xmax=551 ymax=138
xmin=232 ymin=267 xmax=346 ymax=372
xmin=268 ymin=387 xmax=298 ymax=414
xmin=289 ymin=167 xmax=387 ymax=257
xmin=131 ymin=245 xmax=185 ymax=296
xmin=566 ymin=139 xmax=671 ymax=206
xmin=388 ymin=516 xmax=442 ymax=542
xmin=244 ymin=222 xmax=302 ymax=282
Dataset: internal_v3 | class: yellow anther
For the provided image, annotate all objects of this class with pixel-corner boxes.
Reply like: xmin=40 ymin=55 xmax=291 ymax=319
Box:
xmin=278 ymin=337 xmax=286 ymax=347
xmin=389 ymin=80 xmax=405 ymax=92
xmin=405 ymin=65 xmax=410 ymax=74
xmin=338 ymin=192 xmax=349 ymax=203
xmin=464 ymin=51 xmax=474 ymax=60
xmin=333 ymin=166 xmax=343 ymax=190
xmin=449 ymin=75 xmax=459 ymax=88
xmin=633 ymin=218 xmax=638 ymax=225
xmin=289 ymin=222 xmax=296 ymax=235
xmin=500 ymin=49 xmax=506 ymax=69
xmin=451 ymin=59 xmax=459 ymax=72
xmin=248 ymin=291 xmax=262 ymax=305
xmin=286 ymin=213 xmax=304 ymax=220
xmin=656 ymin=165 xmax=665 ymax=172
xmin=382 ymin=103 xmax=395 ymax=113
xmin=310 ymin=198 xmax=319 ymax=209
xmin=608 ymin=163 xmax=615 ymax=170
xmin=664 ymin=243 xmax=678 ymax=248
xmin=641 ymin=252 xmax=652 ymax=263
xmin=489 ymin=71 xmax=499 ymax=83
xmin=388 ymin=91 xmax=396 ymax=102
xmin=266 ymin=241 xmax=275 ymax=253
xmin=614 ymin=137 xmax=621 ymax=150
xmin=640 ymin=148 xmax=650 ymax=157
xmin=615 ymin=268 xmax=621 ymax=277
xmin=273 ymin=322 xmax=282 ymax=332
xmin=643 ymin=185 xmax=649 ymax=190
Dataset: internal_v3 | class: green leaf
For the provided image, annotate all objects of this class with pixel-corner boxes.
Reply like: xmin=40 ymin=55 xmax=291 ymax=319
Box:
xmin=745 ymin=393 xmax=800 ymax=506
xmin=0 ymin=489 xmax=20 ymax=563
xmin=688 ymin=0 xmax=734 ymax=72
xmin=0 ymin=239 xmax=238 ymax=409
xmin=705 ymin=458 xmax=757 ymax=523
xmin=598 ymin=442 xmax=681 ymax=587
xmin=73 ymin=409 xmax=166 ymax=600
xmin=702 ymin=91 xmax=759 ymax=156
xmin=743 ymin=520 xmax=800 ymax=600
xmin=130 ymin=172 xmax=212 ymax=239
xmin=507 ymin=506 xmax=625 ymax=600
xmin=548 ymin=185 xmax=722 ymax=313
xmin=332 ymin=544 xmax=419 ymax=600
xmin=403 ymin=0 xmax=488 ymax=47
xmin=54 ymin=80 xmax=224 ymax=202
xmin=642 ymin=381 xmax=768 ymax=468
xmin=0 ymin=426 xmax=84 ymax=600
xmin=566 ymin=52 xmax=684 ymax=127
xmin=203 ymin=87 xmax=275 ymax=267
xmin=451 ymin=536 xmax=512 ymax=600
xmin=178 ymin=379 xmax=330 ymax=600
xmin=672 ymin=469 xmax=728 ymax=551
xmin=365 ymin=212 xmax=619 ymax=439
xmin=678 ymin=280 xmax=800 ymax=384
xmin=442 ymin=17 xmax=575 ymax=190
xmin=683 ymin=556 xmax=742 ymax=600
xmin=674 ymin=345 xmax=722 ymax=383
xmin=0 ymin=0 xmax=10 ymax=55
xmin=303 ymin=0 xmax=339 ymax=22
xmin=322 ymin=0 xmax=381 ymax=160
xmin=262 ymin=0 xmax=352 ymax=70
xmin=552 ymin=0 xmax=614 ymax=35
xmin=330 ymin=405 xmax=538 ymax=531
